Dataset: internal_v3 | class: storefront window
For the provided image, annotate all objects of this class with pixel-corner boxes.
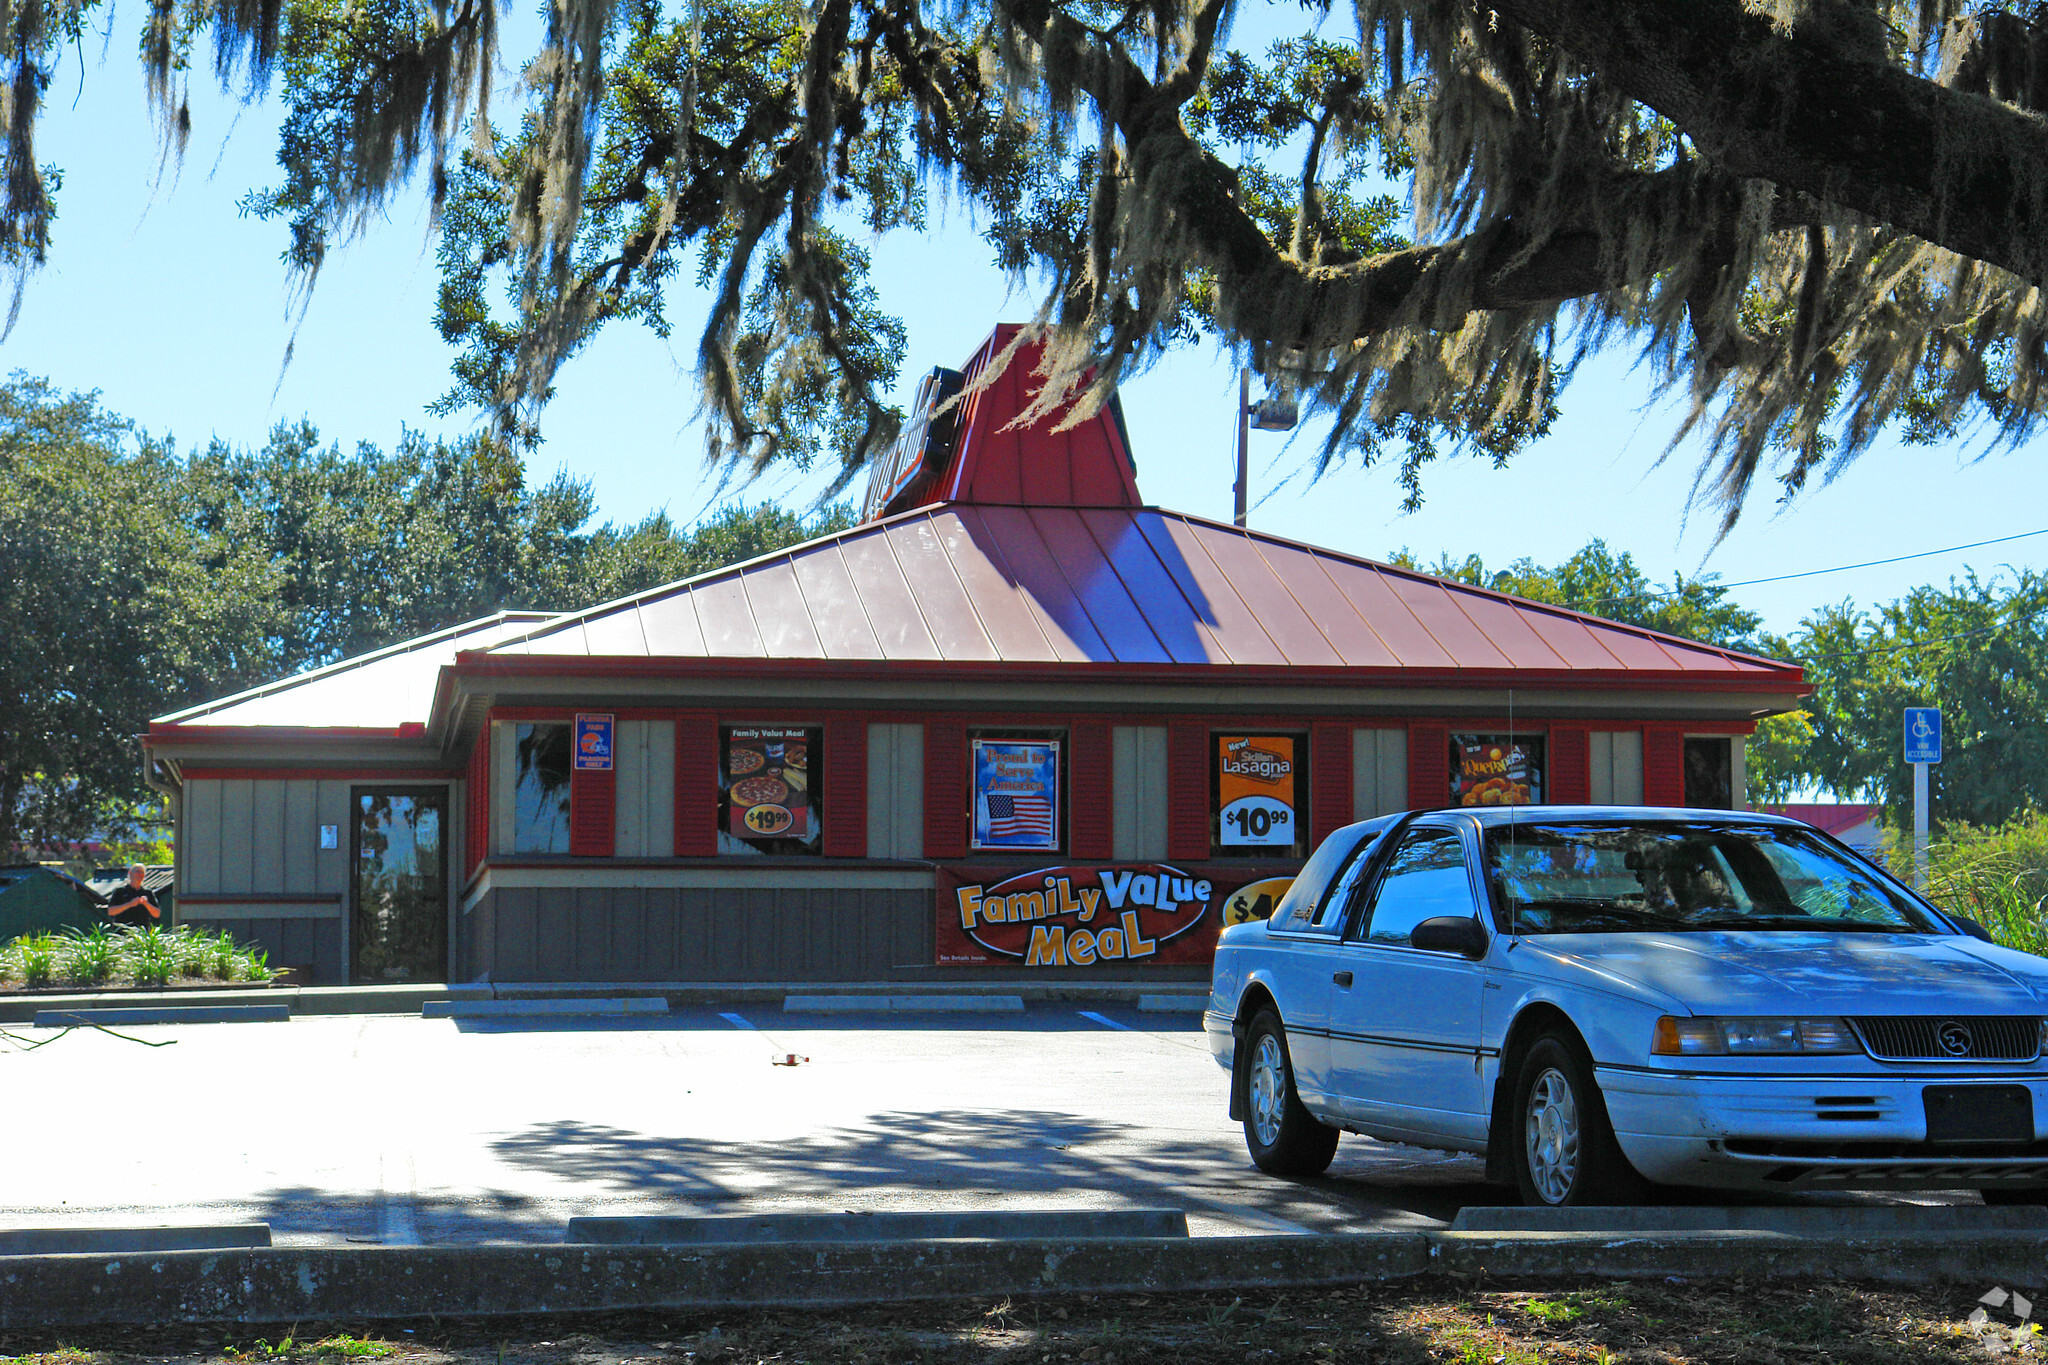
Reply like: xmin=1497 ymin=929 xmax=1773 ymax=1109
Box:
xmin=513 ymin=722 xmax=572 ymax=853
xmin=719 ymin=726 xmax=821 ymax=855
xmin=1450 ymin=734 xmax=1545 ymax=807
xmin=969 ymin=732 xmax=1063 ymax=853
xmin=1212 ymin=733 xmax=1309 ymax=857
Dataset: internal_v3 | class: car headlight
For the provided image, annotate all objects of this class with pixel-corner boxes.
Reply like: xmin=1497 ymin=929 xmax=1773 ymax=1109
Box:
xmin=1652 ymin=1016 xmax=1861 ymax=1056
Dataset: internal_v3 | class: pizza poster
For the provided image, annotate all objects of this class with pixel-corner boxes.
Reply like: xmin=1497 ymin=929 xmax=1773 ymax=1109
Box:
xmin=1216 ymin=735 xmax=1297 ymax=847
xmin=971 ymin=739 xmax=1060 ymax=852
xmin=724 ymin=727 xmax=813 ymax=842
xmin=934 ymin=864 xmax=1298 ymax=967
xmin=1453 ymin=735 xmax=1540 ymax=807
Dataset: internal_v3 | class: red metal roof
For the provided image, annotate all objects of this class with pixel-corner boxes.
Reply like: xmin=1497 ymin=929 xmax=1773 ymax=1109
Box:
xmin=923 ymin=326 xmax=1142 ymax=510
xmin=481 ymin=504 xmax=1802 ymax=683
xmin=1760 ymin=803 xmax=1885 ymax=836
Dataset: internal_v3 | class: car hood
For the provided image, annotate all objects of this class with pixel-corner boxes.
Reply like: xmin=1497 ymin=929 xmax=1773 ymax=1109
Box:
xmin=1523 ymin=932 xmax=2048 ymax=1015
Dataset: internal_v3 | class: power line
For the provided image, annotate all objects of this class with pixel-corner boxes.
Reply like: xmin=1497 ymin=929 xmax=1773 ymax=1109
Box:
xmin=1566 ymin=526 xmax=2048 ymax=610
xmin=1793 ymin=600 xmax=2048 ymax=664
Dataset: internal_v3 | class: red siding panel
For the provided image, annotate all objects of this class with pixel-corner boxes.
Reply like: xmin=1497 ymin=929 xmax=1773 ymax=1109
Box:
xmin=822 ymin=718 xmax=868 ymax=858
xmin=1408 ymin=723 xmax=1450 ymax=810
xmin=1068 ymin=720 xmax=1112 ymax=859
xmin=1168 ymin=722 xmax=1210 ymax=861
xmin=1644 ymin=726 xmax=1686 ymax=806
xmin=1550 ymin=724 xmax=1591 ymax=804
xmin=1311 ymin=721 xmax=1352 ymax=846
xmin=674 ymin=711 xmax=720 ymax=856
xmin=924 ymin=720 xmax=968 ymax=858
xmin=569 ymin=764 xmax=616 ymax=857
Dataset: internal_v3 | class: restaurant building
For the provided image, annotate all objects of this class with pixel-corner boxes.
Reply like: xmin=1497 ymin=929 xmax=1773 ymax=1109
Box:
xmin=143 ymin=326 xmax=1808 ymax=986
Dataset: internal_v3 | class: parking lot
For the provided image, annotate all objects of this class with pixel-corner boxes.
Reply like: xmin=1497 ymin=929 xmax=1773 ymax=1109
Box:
xmin=0 ymin=1004 xmax=1959 ymax=1245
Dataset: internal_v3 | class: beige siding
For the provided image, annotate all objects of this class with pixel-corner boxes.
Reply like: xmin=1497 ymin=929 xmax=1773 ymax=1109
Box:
xmin=615 ymin=719 xmax=676 ymax=857
xmin=1732 ymin=736 xmax=1747 ymax=809
xmin=1112 ymin=725 xmax=1168 ymax=860
xmin=492 ymin=720 xmax=518 ymax=855
xmin=1353 ymin=728 xmax=1409 ymax=819
xmin=1589 ymin=731 xmax=1645 ymax=805
xmin=183 ymin=779 xmax=223 ymax=893
xmin=866 ymin=723 xmax=925 ymax=858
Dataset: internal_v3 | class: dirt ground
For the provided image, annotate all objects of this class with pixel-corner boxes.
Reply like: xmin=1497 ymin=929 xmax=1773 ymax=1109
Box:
xmin=0 ymin=1280 xmax=2033 ymax=1365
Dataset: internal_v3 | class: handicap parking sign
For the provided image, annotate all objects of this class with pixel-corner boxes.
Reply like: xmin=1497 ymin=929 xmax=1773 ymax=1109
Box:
xmin=1904 ymin=707 xmax=1942 ymax=764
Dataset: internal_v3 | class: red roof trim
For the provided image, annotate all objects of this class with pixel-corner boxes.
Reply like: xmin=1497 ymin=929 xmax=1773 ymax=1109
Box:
xmin=451 ymin=650 xmax=1805 ymax=693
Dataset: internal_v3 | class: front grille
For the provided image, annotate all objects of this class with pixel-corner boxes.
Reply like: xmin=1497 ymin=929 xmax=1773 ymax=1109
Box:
xmin=1849 ymin=1015 xmax=2040 ymax=1061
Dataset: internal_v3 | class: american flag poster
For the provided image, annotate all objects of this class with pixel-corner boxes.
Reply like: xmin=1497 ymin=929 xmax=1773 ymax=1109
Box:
xmin=971 ymin=739 xmax=1061 ymax=851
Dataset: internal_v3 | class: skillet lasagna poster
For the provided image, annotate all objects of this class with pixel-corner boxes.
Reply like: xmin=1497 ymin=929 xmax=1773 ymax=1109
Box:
xmin=934 ymin=865 xmax=1295 ymax=967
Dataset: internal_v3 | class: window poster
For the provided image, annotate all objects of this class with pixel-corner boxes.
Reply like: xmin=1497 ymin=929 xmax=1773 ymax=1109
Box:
xmin=1452 ymin=734 xmax=1544 ymax=806
xmin=1216 ymin=734 xmax=1300 ymax=850
xmin=970 ymin=739 xmax=1061 ymax=852
xmin=573 ymin=713 xmax=614 ymax=770
xmin=723 ymin=727 xmax=817 ymax=849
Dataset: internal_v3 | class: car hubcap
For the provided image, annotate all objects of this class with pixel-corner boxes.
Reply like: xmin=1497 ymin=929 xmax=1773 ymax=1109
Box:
xmin=1525 ymin=1067 xmax=1580 ymax=1204
xmin=1249 ymin=1033 xmax=1287 ymax=1146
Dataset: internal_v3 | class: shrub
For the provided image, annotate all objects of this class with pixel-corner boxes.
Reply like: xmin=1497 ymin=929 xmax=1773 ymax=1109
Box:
xmin=58 ymin=925 xmax=114 ymax=987
xmin=1888 ymin=810 xmax=2048 ymax=955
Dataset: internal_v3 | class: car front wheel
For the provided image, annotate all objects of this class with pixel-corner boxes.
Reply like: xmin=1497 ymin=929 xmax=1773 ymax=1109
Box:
xmin=1242 ymin=1009 xmax=1339 ymax=1176
xmin=1510 ymin=1032 xmax=1646 ymax=1206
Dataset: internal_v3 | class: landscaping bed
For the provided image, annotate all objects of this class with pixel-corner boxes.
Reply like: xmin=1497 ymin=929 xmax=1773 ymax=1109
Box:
xmin=0 ymin=1280 xmax=2028 ymax=1365
xmin=0 ymin=925 xmax=276 ymax=992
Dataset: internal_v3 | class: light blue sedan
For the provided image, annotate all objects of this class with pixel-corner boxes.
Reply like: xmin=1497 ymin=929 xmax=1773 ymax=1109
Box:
xmin=1205 ymin=806 xmax=2048 ymax=1206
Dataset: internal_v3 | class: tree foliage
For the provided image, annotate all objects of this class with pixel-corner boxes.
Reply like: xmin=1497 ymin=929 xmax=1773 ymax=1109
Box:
xmin=1766 ymin=571 xmax=2048 ymax=826
xmin=11 ymin=0 xmax=2048 ymax=515
xmin=0 ymin=378 xmax=847 ymax=850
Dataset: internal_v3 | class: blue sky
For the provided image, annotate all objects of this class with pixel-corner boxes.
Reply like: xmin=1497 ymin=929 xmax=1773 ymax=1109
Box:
xmin=14 ymin=5 xmax=2047 ymax=640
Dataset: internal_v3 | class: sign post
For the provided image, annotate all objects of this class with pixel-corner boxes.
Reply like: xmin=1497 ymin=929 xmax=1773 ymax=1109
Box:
xmin=1903 ymin=707 xmax=1943 ymax=892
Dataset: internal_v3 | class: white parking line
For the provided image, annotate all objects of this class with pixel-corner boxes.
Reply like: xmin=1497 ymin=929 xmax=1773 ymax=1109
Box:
xmin=1078 ymin=1010 xmax=1135 ymax=1031
xmin=376 ymin=1152 xmax=421 ymax=1246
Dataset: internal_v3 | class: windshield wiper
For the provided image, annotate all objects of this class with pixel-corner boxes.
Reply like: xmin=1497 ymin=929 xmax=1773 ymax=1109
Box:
xmin=1685 ymin=914 xmax=1910 ymax=933
xmin=1510 ymin=900 xmax=1683 ymax=930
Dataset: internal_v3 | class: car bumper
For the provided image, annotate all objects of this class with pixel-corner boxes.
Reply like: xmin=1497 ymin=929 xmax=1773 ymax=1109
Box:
xmin=1205 ymin=1010 xmax=1235 ymax=1070
xmin=1598 ymin=1064 xmax=2048 ymax=1189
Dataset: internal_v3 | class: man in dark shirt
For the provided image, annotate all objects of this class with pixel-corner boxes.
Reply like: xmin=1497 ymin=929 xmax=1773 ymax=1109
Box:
xmin=106 ymin=864 xmax=162 ymax=929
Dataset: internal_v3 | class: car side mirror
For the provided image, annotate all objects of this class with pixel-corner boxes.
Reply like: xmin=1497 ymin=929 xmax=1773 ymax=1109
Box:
xmin=1951 ymin=915 xmax=1996 ymax=943
xmin=1411 ymin=915 xmax=1488 ymax=957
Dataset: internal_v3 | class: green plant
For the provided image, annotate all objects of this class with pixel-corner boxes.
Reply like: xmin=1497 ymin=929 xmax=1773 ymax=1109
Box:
xmin=19 ymin=934 xmax=56 ymax=989
xmin=57 ymin=925 xmax=114 ymax=987
xmin=308 ymin=1335 xmax=393 ymax=1358
xmin=126 ymin=927 xmax=174 ymax=988
xmin=1893 ymin=811 xmax=2048 ymax=955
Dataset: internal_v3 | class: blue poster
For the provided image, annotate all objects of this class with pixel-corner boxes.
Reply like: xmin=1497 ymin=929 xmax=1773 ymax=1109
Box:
xmin=971 ymin=739 xmax=1060 ymax=851
xmin=574 ymin=713 xmax=615 ymax=771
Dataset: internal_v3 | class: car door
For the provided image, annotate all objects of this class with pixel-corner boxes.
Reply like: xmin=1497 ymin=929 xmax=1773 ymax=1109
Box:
xmin=1324 ymin=821 xmax=1491 ymax=1144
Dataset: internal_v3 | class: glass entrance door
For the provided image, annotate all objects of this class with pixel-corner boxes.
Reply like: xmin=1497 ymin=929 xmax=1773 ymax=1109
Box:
xmin=352 ymin=787 xmax=448 ymax=984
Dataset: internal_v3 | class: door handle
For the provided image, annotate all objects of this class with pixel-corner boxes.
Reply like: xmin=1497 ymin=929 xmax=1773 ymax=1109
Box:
xmin=1332 ymin=971 xmax=1353 ymax=988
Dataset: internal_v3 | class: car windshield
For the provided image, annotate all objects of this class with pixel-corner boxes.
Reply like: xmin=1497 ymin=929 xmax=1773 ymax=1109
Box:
xmin=1482 ymin=820 xmax=1940 ymax=935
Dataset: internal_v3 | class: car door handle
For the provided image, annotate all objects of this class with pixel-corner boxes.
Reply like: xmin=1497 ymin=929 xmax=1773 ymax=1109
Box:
xmin=1332 ymin=971 xmax=1353 ymax=988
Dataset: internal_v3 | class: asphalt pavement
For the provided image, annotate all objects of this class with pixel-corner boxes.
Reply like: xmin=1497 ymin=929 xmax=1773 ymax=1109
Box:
xmin=0 ymin=1004 xmax=1958 ymax=1246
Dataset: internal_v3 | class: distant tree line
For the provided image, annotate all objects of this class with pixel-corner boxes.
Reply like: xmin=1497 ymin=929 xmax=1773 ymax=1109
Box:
xmin=1405 ymin=543 xmax=2048 ymax=829
xmin=0 ymin=377 xmax=852 ymax=852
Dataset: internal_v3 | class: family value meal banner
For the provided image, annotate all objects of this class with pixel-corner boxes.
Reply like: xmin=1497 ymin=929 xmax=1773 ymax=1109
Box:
xmin=934 ymin=864 xmax=1297 ymax=967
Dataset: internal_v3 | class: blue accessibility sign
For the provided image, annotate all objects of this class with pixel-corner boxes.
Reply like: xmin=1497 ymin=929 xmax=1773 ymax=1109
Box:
xmin=1904 ymin=707 xmax=1943 ymax=764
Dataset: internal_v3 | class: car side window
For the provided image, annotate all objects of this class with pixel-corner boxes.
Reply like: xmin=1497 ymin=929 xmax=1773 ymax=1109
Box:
xmin=1313 ymin=833 xmax=1386 ymax=932
xmin=1266 ymin=824 xmax=1371 ymax=932
xmin=1360 ymin=829 xmax=1477 ymax=947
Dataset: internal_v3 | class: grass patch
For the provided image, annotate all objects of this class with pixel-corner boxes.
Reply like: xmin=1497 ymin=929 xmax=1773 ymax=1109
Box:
xmin=0 ymin=926 xmax=274 ymax=990
xmin=0 ymin=1280 xmax=2014 ymax=1364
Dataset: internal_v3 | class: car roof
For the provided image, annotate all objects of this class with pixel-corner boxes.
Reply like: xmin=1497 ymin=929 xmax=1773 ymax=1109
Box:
xmin=1446 ymin=805 xmax=1805 ymax=827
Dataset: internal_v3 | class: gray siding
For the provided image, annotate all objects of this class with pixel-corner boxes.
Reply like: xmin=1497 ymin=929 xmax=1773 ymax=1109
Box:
xmin=178 ymin=916 xmax=344 ymax=984
xmin=181 ymin=775 xmax=462 ymax=984
xmin=1590 ymin=731 xmax=1645 ymax=805
xmin=615 ymin=719 xmax=676 ymax=857
xmin=1111 ymin=725 xmax=1168 ymax=860
xmin=1353 ymin=728 xmax=1409 ymax=819
xmin=466 ymin=884 xmax=933 ymax=982
xmin=866 ymin=723 xmax=925 ymax=858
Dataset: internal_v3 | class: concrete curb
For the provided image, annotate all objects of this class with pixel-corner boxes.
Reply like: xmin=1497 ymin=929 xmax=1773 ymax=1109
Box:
xmin=34 ymin=1005 xmax=291 ymax=1028
xmin=0 ymin=981 xmax=1208 ymax=1024
xmin=7 ymin=1228 xmax=2048 ymax=1328
xmin=782 ymin=995 xmax=1025 ymax=1013
xmin=423 ymin=998 xmax=670 ymax=1019
xmin=0 ymin=1225 xmax=271 ymax=1256
xmin=565 ymin=1209 xmax=1190 ymax=1244
xmin=0 ymin=1236 xmax=1428 ymax=1328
